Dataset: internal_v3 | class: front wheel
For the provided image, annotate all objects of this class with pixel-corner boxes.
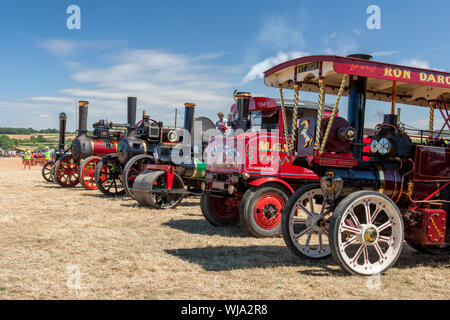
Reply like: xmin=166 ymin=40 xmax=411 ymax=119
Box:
xmin=240 ymin=184 xmax=288 ymax=238
xmin=329 ymin=191 xmax=404 ymax=276
xmin=95 ymin=154 xmax=126 ymax=197
xmin=200 ymin=193 xmax=240 ymax=226
xmin=78 ymin=156 xmax=102 ymax=190
xmin=281 ymin=184 xmax=331 ymax=259
xmin=55 ymin=155 xmax=79 ymax=188
xmin=42 ymin=160 xmax=55 ymax=182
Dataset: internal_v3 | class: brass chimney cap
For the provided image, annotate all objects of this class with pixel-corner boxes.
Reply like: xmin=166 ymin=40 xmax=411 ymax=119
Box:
xmin=235 ymin=92 xmax=252 ymax=98
xmin=78 ymin=101 xmax=89 ymax=107
xmin=184 ymin=103 xmax=196 ymax=107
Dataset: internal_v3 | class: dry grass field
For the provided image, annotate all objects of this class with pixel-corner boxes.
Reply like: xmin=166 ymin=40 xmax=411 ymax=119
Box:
xmin=0 ymin=157 xmax=449 ymax=300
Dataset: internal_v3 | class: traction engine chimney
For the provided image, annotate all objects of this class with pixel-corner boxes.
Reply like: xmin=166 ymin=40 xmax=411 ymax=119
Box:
xmin=184 ymin=103 xmax=196 ymax=146
xmin=235 ymin=92 xmax=251 ymax=132
xmin=346 ymin=54 xmax=372 ymax=161
xmin=58 ymin=112 xmax=67 ymax=151
xmin=78 ymin=100 xmax=89 ymax=137
xmin=127 ymin=97 xmax=137 ymax=137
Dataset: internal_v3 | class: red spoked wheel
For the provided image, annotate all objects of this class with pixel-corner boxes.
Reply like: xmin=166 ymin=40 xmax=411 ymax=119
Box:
xmin=78 ymin=156 xmax=101 ymax=190
xmin=55 ymin=155 xmax=79 ymax=188
xmin=200 ymin=193 xmax=240 ymax=226
xmin=240 ymin=184 xmax=289 ymax=238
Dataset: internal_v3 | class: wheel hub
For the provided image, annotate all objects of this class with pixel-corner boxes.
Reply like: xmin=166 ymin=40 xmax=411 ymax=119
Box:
xmin=357 ymin=224 xmax=379 ymax=245
xmin=306 ymin=214 xmax=324 ymax=232
xmin=263 ymin=203 xmax=278 ymax=219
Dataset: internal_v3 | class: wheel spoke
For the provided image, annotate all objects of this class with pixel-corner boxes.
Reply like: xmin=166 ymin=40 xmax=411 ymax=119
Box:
xmin=374 ymin=242 xmax=385 ymax=259
xmin=293 ymin=226 xmax=313 ymax=241
xmin=378 ymin=220 xmax=392 ymax=232
xmin=340 ymin=223 xmax=361 ymax=234
xmin=364 ymin=201 xmax=372 ymax=224
xmin=348 ymin=209 xmax=361 ymax=227
xmin=351 ymin=244 xmax=365 ymax=263
xmin=341 ymin=235 xmax=357 ymax=248
xmin=297 ymin=203 xmax=313 ymax=218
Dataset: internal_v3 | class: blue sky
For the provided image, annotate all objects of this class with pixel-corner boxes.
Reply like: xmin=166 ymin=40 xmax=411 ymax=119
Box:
xmin=0 ymin=0 xmax=449 ymax=131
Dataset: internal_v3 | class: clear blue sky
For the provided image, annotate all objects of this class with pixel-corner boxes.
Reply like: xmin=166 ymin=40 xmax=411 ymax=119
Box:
xmin=0 ymin=0 xmax=449 ymax=131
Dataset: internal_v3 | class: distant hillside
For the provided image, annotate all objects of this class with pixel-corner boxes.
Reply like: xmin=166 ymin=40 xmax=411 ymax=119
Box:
xmin=0 ymin=127 xmax=60 ymax=134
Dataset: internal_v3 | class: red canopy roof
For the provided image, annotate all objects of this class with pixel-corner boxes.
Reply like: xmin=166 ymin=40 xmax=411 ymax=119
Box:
xmin=264 ymin=55 xmax=450 ymax=107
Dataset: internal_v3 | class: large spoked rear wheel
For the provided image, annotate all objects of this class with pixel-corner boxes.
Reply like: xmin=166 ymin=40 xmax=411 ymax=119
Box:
xmin=122 ymin=154 xmax=154 ymax=199
xmin=240 ymin=184 xmax=288 ymax=238
xmin=78 ymin=156 xmax=102 ymax=190
xmin=95 ymin=154 xmax=126 ymax=197
xmin=133 ymin=170 xmax=185 ymax=209
xmin=55 ymin=155 xmax=79 ymax=188
xmin=42 ymin=160 xmax=55 ymax=182
xmin=200 ymin=193 xmax=240 ymax=226
xmin=282 ymin=184 xmax=332 ymax=259
xmin=329 ymin=191 xmax=404 ymax=276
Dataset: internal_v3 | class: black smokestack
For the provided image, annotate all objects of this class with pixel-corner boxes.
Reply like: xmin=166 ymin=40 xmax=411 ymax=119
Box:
xmin=127 ymin=97 xmax=137 ymax=137
xmin=184 ymin=103 xmax=195 ymax=145
xmin=235 ymin=92 xmax=251 ymax=132
xmin=346 ymin=54 xmax=372 ymax=160
xmin=58 ymin=112 xmax=67 ymax=150
xmin=78 ymin=101 xmax=89 ymax=136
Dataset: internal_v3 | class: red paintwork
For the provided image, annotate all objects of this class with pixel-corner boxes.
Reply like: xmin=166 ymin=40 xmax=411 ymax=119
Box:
xmin=142 ymin=164 xmax=175 ymax=189
xmin=91 ymin=139 xmax=118 ymax=156
xmin=206 ymin=132 xmax=317 ymax=180
xmin=210 ymin=196 xmax=240 ymax=219
xmin=248 ymin=177 xmax=295 ymax=194
xmin=414 ymin=145 xmax=450 ymax=181
xmin=405 ymin=208 xmax=447 ymax=245
xmin=80 ymin=157 xmax=100 ymax=190
xmin=253 ymin=192 xmax=284 ymax=230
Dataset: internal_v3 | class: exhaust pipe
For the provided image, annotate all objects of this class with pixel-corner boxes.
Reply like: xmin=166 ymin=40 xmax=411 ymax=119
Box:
xmin=127 ymin=97 xmax=137 ymax=137
xmin=234 ymin=92 xmax=251 ymax=132
xmin=184 ymin=103 xmax=196 ymax=145
xmin=347 ymin=54 xmax=372 ymax=160
xmin=58 ymin=112 xmax=67 ymax=151
xmin=78 ymin=100 xmax=89 ymax=136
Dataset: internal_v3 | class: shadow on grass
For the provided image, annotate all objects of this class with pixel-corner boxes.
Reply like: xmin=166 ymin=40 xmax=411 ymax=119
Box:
xmin=165 ymin=245 xmax=342 ymax=274
xmin=166 ymin=242 xmax=450 ymax=275
xmin=163 ymin=219 xmax=248 ymax=238
xmin=177 ymin=201 xmax=200 ymax=208
xmin=81 ymin=192 xmax=126 ymax=200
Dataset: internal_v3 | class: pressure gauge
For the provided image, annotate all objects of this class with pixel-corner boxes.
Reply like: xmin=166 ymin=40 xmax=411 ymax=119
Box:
xmin=167 ymin=130 xmax=178 ymax=142
xmin=370 ymin=139 xmax=379 ymax=153
xmin=377 ymin=138 xmax=392 ymax=155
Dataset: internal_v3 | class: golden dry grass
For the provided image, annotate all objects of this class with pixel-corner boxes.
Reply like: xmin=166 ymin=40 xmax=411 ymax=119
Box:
xmin=0 ymin=158 xmax=449 ymax=300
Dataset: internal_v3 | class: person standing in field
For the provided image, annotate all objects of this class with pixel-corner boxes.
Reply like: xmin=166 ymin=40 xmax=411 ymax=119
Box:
xmin=23 ymin=148 xmax=32 ymax=170
xmin=44 ymin=146 xmax=52 ymax=162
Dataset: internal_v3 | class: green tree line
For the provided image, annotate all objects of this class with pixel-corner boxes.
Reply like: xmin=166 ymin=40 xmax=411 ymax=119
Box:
xmin=0 ymin=127 xmax=59 ymax=134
